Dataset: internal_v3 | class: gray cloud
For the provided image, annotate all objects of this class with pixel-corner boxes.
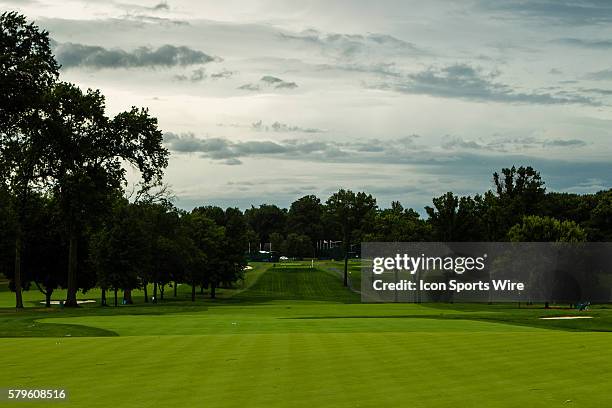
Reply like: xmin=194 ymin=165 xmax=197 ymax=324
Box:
xmin=238 ymin=76 xmax=298 ymax=91
xmin=163 ymin=132 xmax=437 ymax=166
xmin=579 ymin=87 xmax=612 ymax=95
xmin=54 ymin=42 xmax=215 ymax=69
xmin=251 ymin=121 xmax=325 ymax=133
xmin=152 ymin=1 xmax=169 ymax=11
xmin=443 ymin=136 xmax=587 ymax=152
xmin=210 ymin=69 xmax=235 ymax=80
xmin=173 ymin=67 xmax=206 ymax=82
xmin=586 ymin=68 xmax=612 ymax=81
xmin=553 ymin=38 xmax=612 ymax=49
xmin=478 ymin=0 xmax=612 ymax=25
xmin=114 ymin=0 xmax=170 ymax=12
xmin=544 ymin=139 xmax=588 ymax=147
xmin=376 ymin=64 xmax=600 ymax=105
xmin=121 ymin=14 xmax=189 ymax=25
xmin=279 ymin=29 xmax=424 ymax=58
xmin=165 ymin=132 xmax=587 ymax=166
xmin=163 ymin=132 xmax=335 ymax=162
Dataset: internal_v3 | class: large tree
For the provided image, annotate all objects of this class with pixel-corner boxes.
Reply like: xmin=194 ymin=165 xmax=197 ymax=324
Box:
xmin=89 ymin=200 xmax=150 ymax=306
xmin=368 ymin=201 xmax=431 ymax=242
xmin=40 ymin=82 xmax=168 ymax=306
xmin=245 ymin=204 xmax=287 ymax=246
xmin=326 ymin=189 xmax=377 ymax=287
xmin=493 ymin=166 xmax=546 ymax=233
xmin=0 ymin=12 xmax=59 ymax=308
xmin=287 ymin=195 xmax=323 ymax=255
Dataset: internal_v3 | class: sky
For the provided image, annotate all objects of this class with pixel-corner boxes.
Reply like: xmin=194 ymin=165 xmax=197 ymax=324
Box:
xmin=4 ymin=0 xmax=612 ymax=212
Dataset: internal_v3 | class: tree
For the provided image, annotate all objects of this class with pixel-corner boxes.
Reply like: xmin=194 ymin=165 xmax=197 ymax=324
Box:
xmin=426 ymin=192 xmax=459 ymax=241
xmin=245 ymin=204 xmax=287 ymax=246
xmin=284 ymin=233 xmax=312 ymax=258
xmin=40 ymin=82 xmax=168 ymax=306
xmin=182 ymin=212 xmax=224 ymax=301
xmin=368 ymin=201 xmax=431 ymax=242
xmin=586 ymin=190 xmax=612 ymax=241
xmin=0 ymin=186 xmax=16 ymax=282
xmin=507 ymin=215 xmax=587 ymax=243
xmin=493 ymin=166 xmax=546 ymax=232
xmin=220 ymin=207 xmax=248 ymax=288
xmin=269 ymin=232 xmax=285 ymax=255
xmin=0 ymin=12 xmax=59 ymax=308
xmin=22 ymin=194 xmax=66 ymax=307
xmin=137 ymin=202 xmax=183 ymax=302
xmin=89 ymin=200 xmax=150 ymax=306
xmin=287 ymin=195 xmax=323 ymax=255
xmin=326 ymin=189 xmax=377 ymax=286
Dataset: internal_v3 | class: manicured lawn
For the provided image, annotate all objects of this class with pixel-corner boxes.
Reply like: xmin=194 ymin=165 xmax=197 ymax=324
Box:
xmin=1 ymin=261 xmax=612 ymax=407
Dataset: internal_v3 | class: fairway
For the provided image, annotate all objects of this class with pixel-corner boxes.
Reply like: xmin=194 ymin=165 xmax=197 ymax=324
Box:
xmin=2 ymin=263 xmax=612 ymax=408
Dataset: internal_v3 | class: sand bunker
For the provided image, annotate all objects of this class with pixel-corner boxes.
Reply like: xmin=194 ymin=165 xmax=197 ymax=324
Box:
xmin=39 ymin=300 xmax=96 ymax=305
xmin=539 ymin=316 xmax=593 ymax=320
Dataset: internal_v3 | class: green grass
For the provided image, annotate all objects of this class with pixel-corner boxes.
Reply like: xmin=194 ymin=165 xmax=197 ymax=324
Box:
xmin=1 ymin=261 xmax=612 ymax=407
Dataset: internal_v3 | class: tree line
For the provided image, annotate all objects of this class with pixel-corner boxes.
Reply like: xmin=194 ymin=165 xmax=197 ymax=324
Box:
xmin=2 ymin=12 xmax=611 ymax=309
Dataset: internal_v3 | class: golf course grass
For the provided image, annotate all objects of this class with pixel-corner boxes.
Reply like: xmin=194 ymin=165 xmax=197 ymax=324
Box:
xmin=2 ymin=261 xmax=612 ymax=407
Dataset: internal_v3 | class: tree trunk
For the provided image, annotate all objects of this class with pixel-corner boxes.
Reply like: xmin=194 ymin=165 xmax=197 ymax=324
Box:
xmin=160 ymin=284 xmax=164 ymax=301
xmin=14 ymin=233 xmax=24 ymax=309
xmin=114 ymin=288 xmax=118 ymax=307
xmin=191 ymin=279 xmax=196 ymax=302
xmin=343 ymin=235 xmax=350 ymax=288
xmin=101 ymin=288 xmax=107 ymax=306
xmin=153 ymin=281 xmax=158 ymax=303
xmin=45 ymin=288 xmax=53 ymax=308
xmin=123 ymin=289 xmax=133 ymax=304
xmin=143 ymin=281 xmax=148 ymax=303
xmin=65 ymin=228 xmax=79 ymax=307
xmin=200 ymin=284 xmax=204 ymax=295
xmin=174 ymin=281 xmax=178 ymax=297
xmin=210 ymin=281 xmax=216 ymax=299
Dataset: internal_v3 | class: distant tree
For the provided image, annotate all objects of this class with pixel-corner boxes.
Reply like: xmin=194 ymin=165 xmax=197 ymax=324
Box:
xmin=182 ymin=212 xmax=224 ymax=301
xmin=0 ymin=192 xmax=68 ymax=307
xmin=326 ymin=189 xmax=377 ymax=286
xmin=287 ymin=195 xmax=323 ymax=255
xmin=41 ymin=82 xmax=168 ymax=306
xmin=507 ymin=215 xmax=586 ymax=243
xmin=192 ymin=205 xmax=225 ymax=226
xmin=89 ymin=200 xmax=150 ymax=306
xmin=368 ymin=201 xmax=431 ymax=242
xmin=220 ymin=207 xmax=248 ymax=288
xmin=472 ymin=191 xmax=506 ymax=241
xmin=22 ymin=194 xmax=66 ymax=307
xmin=426 ymin=192 xmax=459 ymax=241
xmin=139 ymin=203 xmax=182 ymax=302
xmin=493 ymin=166 xmax=546 ymax=232
xmin=284 ymin=233 xmax=312 ymax=258
xmin=585 ymin=190 xmax=612 ymax=241
xmin=0 ymin=11 xmax=59 ymax=308
xmin=540 ymin=192 xmax=594 ymax=225
xmin=245 ymin=204 xmax=287 ymax=245
xmin=245 ymin=228 xmax=259 ymax=254
xmin=269 ymin=232 xmax=285 ymax=255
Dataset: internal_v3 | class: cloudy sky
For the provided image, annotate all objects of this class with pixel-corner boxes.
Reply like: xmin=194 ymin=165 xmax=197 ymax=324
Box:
xmin=4 ymin=0 xmax=612 ymax=212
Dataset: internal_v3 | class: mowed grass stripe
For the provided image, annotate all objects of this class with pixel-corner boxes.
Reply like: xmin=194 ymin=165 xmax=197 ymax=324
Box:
xmin=3 ymin=332 xmax=612 ymax=408
xmin=236 ymin=267 xmax=359 ymax=302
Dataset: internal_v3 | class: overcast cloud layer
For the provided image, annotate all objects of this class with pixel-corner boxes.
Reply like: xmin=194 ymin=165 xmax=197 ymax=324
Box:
xmin=4 ymin=0 xmax=612 ymax=211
